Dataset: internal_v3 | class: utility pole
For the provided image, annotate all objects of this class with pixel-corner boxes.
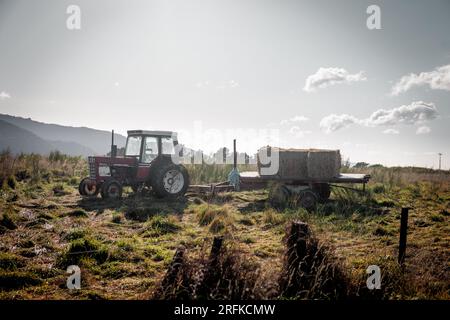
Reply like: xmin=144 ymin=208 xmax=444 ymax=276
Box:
xmin=438 ymin=153 xmax=442 ymax=170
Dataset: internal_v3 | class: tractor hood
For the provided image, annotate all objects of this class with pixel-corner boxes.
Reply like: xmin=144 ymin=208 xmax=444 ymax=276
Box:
xmin=88 ymin=156 xmax=138 ymax=181
xmin=88 ymin=155 xmax=137 ymax=166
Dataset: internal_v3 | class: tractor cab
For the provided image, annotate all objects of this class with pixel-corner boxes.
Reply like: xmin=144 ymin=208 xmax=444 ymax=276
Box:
xmin=79 ymin=130 xmax=189 ymax=200
xmin=124 ymin=130 xmax=178 ymax=163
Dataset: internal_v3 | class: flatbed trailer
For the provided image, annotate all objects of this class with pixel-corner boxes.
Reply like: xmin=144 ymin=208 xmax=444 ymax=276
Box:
xmin=188 ymin=171 xmax=370 ymax=209
xmin=239 ymin=171 xmax=370 ymax=186
xmin=238 ymin=171 xmax=370 ymax=208
xmin=187 ymin=140 xmax=371 ymax=209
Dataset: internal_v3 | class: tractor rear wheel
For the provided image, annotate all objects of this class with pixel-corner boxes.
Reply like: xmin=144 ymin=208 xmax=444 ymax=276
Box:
xmin=313 ymin=183 xmax=331 ymax=202
xmin=100 ymin=179 xmax=123 ymax=200
xmin=79 ymin=177 xmax=99 ymax=197
xmin=152 ymin=164 xmax=189 ymax=198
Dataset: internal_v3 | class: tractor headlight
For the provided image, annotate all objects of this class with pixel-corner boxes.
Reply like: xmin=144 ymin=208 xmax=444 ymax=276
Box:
xmin=98 ymin=165 xmax=111 ymax=177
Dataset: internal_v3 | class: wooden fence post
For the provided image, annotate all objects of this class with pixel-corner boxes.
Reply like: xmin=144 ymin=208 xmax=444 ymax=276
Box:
xmin=398 ymin=207 xmax=409 ymax=264
xmin=209 ymin=236 xmax=224 ymax=261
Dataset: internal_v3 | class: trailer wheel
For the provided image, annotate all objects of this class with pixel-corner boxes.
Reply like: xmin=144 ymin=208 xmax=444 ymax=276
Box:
xmin=152 ymin=164 xmax=189 ymax=198
xmin=79 ymin=177 xmax=99 ymax=197
xmin=298 ymin=190 xmax=317 ymax=211
xmin=269 ymin=184 xmax=290 ymax=209
xmin=313 ymin=183 xmax=331 ymax=202
xmin=101 ymin=179 xmax=123 ymax=199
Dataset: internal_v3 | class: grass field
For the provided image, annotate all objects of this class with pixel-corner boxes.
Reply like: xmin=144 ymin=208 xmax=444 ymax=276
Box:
xmin=0 ymin=151 xmax=449 ymax=299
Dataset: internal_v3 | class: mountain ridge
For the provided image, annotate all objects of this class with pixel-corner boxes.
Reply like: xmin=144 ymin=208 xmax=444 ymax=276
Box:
xmin=0 ymin=114 xmax=126 ymax=156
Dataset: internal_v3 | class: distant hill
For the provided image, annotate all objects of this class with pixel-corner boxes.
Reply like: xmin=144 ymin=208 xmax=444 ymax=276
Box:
xmin=0 ymin=119 xmax=55 ymax=155
xmin=0 ymin=114 xmax=126 ymax=156
xmin=0 ymin=119 xmax=98 ymax=156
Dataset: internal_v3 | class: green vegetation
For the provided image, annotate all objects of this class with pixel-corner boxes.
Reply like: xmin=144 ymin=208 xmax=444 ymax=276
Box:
xmin=0 ymin=151 xmax=448 ymax=299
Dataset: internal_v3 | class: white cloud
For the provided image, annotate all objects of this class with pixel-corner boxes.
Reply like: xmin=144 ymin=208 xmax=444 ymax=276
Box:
xmin=382 ymin=128 xmax=400 ymax=134
xmin=416 ymin=126 xmax=431 ymax=135
xmin=363 ymin=101 xmax=438 ymax=126
xmin=392 ymin=64 xmax=450 ymax=95
xmin=280 ymin=115 xmax=309 ymax=125
xmin=0 ymin=91 xmax=11 ymax=100
xmin=289 ymin=126 xmax=312 ymax=138
xmin=319 ymin=114 xmax=359 ymax=133
xmin=303 ymin=67 xmax=366 ymax=92
xmin=320 ymin=101 xmax=438 ymax=133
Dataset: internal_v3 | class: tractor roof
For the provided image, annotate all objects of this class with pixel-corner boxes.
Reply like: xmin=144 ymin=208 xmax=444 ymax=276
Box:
xmin=127 ymin=130 xmax=177 ymax=138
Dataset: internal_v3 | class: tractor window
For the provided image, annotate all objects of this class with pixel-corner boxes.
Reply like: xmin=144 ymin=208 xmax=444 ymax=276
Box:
xmin=125 ymin=136 xmax=142 ymax=156
xmin=162 ymin=137 xmax=175 ymax=155
xmin=142 ymin=136 xmax=159 ymax=163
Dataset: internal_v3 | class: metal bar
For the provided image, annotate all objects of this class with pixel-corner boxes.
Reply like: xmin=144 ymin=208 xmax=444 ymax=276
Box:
xmin=328 ymin=184 xmax=366 ymax=193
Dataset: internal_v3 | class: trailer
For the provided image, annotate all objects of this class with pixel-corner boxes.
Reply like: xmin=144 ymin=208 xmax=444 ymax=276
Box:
xmin=239 ymin=170 xmax=370 ymax=209
xmin=188 ymin=170 xmax=370 ymax=210
xmin=188 ymin=140 xmax=371 ymax=210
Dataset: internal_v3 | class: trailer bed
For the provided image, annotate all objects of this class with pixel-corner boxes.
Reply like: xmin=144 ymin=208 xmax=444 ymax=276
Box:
xmin=240 ymin=171 xmax=370 ymax=184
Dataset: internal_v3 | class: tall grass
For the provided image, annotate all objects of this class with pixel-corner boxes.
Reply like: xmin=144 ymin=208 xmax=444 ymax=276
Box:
xmin=185 ymin=163 xmax=256 ymax=185
xmin=345 ymin=165 xmax=450 ymax=188
xmin=0 ymin=150 xmax=86 ymax=188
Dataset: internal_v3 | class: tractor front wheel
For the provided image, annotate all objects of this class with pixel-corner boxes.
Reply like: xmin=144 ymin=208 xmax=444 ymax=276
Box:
xmin=101 ymin=179 xmax=123 ymax=200
xmin=79 ymin=177 xmax=99 ymax=197
xmin=152 ymin=164 xmax=189 ymax=198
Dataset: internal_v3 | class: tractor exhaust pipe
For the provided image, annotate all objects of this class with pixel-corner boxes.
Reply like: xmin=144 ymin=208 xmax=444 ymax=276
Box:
xmin=233 ymin=139 xmax=237 ymax=169
xmin=111 ymin=130 xmax=117 ymax=158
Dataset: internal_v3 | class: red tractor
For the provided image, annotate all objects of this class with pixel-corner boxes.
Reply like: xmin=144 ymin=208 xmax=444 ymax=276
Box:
xmin=78 ymin=130 xmax=189 ymax=199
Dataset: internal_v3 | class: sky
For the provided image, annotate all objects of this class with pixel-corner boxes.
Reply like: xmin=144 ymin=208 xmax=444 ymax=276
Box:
xmin=0 ymin=0 xmax=449 ymax=168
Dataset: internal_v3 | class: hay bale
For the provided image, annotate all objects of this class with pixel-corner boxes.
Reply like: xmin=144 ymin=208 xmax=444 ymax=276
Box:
xmin=279 ymin=149 xmax=308 ymax=179
xmin=258 ymin=147 xmax=340 ymax=179
xmin=307 ymin=149 xmax=341 ymax=179
xmin=258 ymin=147 xmax=309 ymax=178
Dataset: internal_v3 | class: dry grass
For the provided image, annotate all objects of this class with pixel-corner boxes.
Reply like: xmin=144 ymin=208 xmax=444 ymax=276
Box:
xmin=0 ymin=152 xmax=448 ymax=300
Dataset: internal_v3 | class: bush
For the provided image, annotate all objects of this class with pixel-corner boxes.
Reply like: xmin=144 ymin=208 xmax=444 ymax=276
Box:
xmin=154 ymin=241 xmax=273 ymax=300
xmin=0 ymin=211 xmax=17 ymax=231
xmin=64 ymin=228 xmax=88 ymax=241
xmin=67 ymin=209 xmax=88 ymax=218
xmin=371 ymin=183 xmax=386 ymax=194
xmin=111 ymin=212 xmax=123 ymax=224
xmin=263 ymin=209 xmax=285 ymax=226
xmin=58 ymin=237 xmax=109 ymax=267
xmin=141 ymin=215 xmax=180 ymax=237
xmin=53 ymin=184 xmax=67 ymax=196
xmin=0 ymin=253 xmax=25 ymax=270
xmin=430 ymin=214 xmax=444 ymax=222
xmin=0 ymin=271 xmax=42 ymax=290
xmin=6 ymin=175 xmax=17 ymax=190
xmin=195 ymin=204 xmax=231 ymax=226
xmin=278 ymin=221 xmax=352 ymax=299
xmin=209 ymin=217 xmax=227 ymax=233
xmin=15 ymin=170 xmax=30 ymax=181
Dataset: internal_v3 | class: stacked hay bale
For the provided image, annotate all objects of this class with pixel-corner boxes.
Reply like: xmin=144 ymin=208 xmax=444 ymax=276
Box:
xmin=306 ymin=149 xmax=341 ymax=179
xmin=257 ymin=147 xmax=340 ymax=179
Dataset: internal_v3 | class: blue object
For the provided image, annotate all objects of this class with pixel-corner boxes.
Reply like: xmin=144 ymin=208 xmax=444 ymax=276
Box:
xmin=228 ymin=168 xmax=240 ymax=191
